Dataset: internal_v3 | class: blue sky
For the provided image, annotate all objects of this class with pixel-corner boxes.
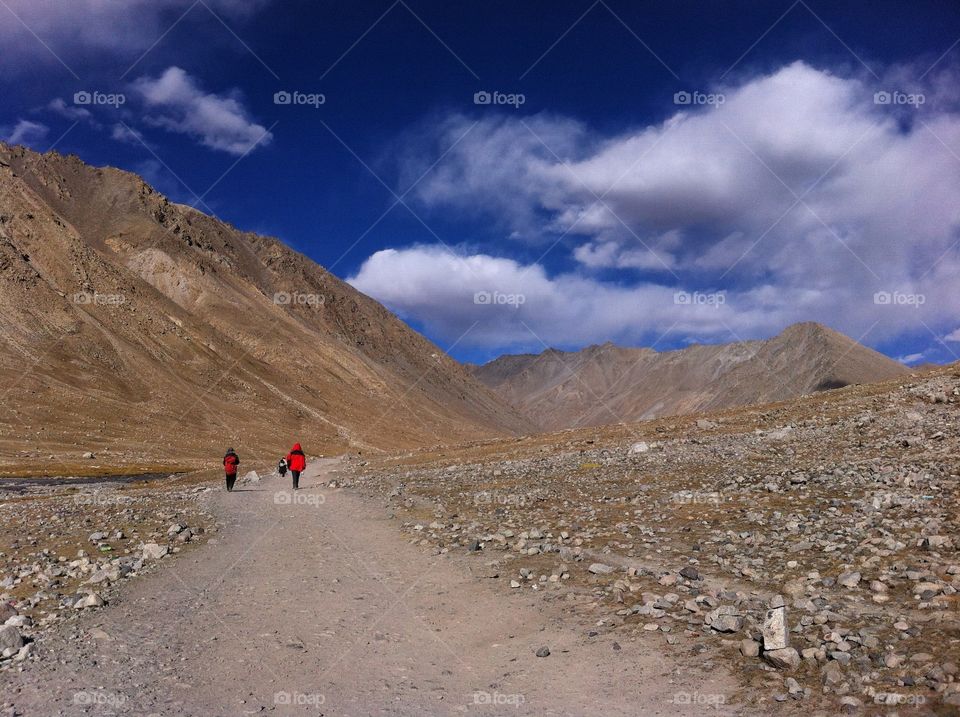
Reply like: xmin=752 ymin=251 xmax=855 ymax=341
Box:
xmin=2 ymin=1 xmax=959 ymax=365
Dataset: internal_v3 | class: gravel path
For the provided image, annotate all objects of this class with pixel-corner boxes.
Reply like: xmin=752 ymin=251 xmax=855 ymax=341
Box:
xmin=3 ymin=459 xmax=736 ymax=716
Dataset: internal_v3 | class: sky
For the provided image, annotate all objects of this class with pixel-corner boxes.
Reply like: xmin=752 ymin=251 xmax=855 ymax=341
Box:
xmin=2 ymin=0 xmax=959 ymax=365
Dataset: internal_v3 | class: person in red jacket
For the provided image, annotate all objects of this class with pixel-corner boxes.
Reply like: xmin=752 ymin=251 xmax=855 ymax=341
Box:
xmin=286 ymin=443 xmax=306 ymax=490
xmin=223 ymin=447 xmax=240 ymax=492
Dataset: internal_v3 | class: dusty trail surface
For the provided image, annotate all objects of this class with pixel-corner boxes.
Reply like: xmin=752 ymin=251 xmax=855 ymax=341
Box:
xmin=4 ymin=459 xmax=735 ymax=716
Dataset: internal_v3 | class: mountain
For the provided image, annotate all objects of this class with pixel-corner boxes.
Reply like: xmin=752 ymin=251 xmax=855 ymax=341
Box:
xmin=0 ymin=142 xmax=531 ymax=470
xmin=468 ymin=323 xmax=910 ymax=431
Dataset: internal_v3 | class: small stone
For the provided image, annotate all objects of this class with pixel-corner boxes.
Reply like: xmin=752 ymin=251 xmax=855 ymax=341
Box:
xmin=740 ymin=639 xmax=760 ymax=657
xmin=73 ymin=592 xmax=105 ymax=609
xmin=838 ymin=696 xmax=861 ymax=713
xmin=679 ymin=566 xmax=700 ymax=581
xmin=764 ymin=647 xmax=801 ymax=670
xmin=588 ymin=563 xmax=614 ymax=575
xmin=837 ymin=571 xmax=861 ymax=588
xmin=535 ymin=646 xmax=550 ymax=657
xmin=142 ymin=543 xmax=169 ymax=560
xmin=0 ymin=625 xmax=24 ymax=653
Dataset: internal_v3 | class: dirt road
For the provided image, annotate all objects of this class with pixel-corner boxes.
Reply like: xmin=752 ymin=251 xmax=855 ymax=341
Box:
xmin=4 ymin=460 xmax=736 ymax=716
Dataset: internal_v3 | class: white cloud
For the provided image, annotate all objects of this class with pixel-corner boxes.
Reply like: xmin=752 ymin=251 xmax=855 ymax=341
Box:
xmin=0 ymin=1 xmax=270 ymax=64
xmin=111 ymin=123 xmax=145 ymax=145
xmin=348 ymin=245 xmax=809 ymax=350
xmin=47 ymin=98 xmax=93 ymax=122
xmin=945 ymin=328 xmax=960 ymax=343
xmin=898 ymin=352 xmax=926 ymax=365
xmin=133 ymin=66 xmax=272 ymax=155
xmin=2 ymin=119 xmax=49 ymax=147
xmin=395 ymin=61 xmax=960 ymax=348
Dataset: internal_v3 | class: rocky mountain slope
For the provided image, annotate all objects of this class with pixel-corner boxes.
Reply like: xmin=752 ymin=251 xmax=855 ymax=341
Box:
xmin=0 ymin=143 xmax=530 ymax=472
xmin=469 ymin=323 xmax=909 ymax=431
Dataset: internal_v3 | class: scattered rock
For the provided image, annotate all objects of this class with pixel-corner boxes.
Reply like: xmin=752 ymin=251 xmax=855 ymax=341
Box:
xmin=763 ymin=647 xmax=801 ymax=670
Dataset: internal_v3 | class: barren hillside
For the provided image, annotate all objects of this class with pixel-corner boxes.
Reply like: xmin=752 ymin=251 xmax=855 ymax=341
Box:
xmin=0 ymin=143 xmax=531 ymax=473
xmin=469 ymin=323 xmax=909 ymax=431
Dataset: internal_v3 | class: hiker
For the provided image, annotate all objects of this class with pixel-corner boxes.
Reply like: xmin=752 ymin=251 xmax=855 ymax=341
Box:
xmin=286 ymin=442 xmax=306 ymax=490
xmin=278 ymin=457 xmax=288 ymax=478
xmin=223 ymin=447 xmax=240 ymax=492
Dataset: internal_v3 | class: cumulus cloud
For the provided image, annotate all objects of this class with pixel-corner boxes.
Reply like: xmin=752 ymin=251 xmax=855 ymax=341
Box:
xmin=133 ymin=67 xmax=272 ymax=155
xmin=0 ymin=0 xmax=270 ymax=65
xmin=383 ymin=61 xmax=960 ymax=350
xmin=945 ymin=328 xmax=960 ymax=343
xmin=2 ymin=119 xmax=49 ymax=147
xmin=348 ymin=245 xmax=800 ymax=350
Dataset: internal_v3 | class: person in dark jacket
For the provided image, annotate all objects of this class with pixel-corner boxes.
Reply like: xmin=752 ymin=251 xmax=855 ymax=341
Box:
xmin=278 ymin=457 xmax=288 ymax=478
xmin=286 ymin=443 xmax=306 ymax=490
xmin=223 ymin=448 xmax=240 ymax=492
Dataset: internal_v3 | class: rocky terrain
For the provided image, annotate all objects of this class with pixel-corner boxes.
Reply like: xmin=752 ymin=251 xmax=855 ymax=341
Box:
xmin=0 ymin=468 xmax=244 ymax=674
xmin=470 ymin=322 xmax=909 ymax=431
xmin=0 ymin=142 xmax=529 ymax=476
xmin=336 ymin=363 xmax=960 ymax=713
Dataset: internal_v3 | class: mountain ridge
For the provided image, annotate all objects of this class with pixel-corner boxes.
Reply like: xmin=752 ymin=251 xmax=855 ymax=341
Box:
xmin=0 ymin=142 xmax=531 ymax=469
xmin=468 ymin=321 xmax=909 ymax=431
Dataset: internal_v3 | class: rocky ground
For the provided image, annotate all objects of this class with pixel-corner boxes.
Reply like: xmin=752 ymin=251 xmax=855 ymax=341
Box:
xmin=1 ymin=461 xmax=735 ymax=717
xmin=0 ymin=469 xmax=230 ymax=675
xmin=335 ymin=365 xmax=960 ymax=714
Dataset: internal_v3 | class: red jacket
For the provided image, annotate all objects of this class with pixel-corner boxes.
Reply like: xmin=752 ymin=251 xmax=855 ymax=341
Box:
xmin=286 ymin=443 xmax=306 ymax=472
xmin=223 ymin=451 xmax=239 ymax=476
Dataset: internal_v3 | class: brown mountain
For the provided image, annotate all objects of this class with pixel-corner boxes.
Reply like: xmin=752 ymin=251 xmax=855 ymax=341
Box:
xmin=0 ymin=142 xmax=531 ymax=471
xmin=468 ymin=323 xmax=909 ymax=431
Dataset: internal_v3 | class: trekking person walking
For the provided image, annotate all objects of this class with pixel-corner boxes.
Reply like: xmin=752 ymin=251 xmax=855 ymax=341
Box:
xmin=223 ymin=447 xmax=240 ymax=492
xmin=278 ymin=457 xmax=288 ymax=479
xmin=286 ymin=443 xmax=306 ymax=490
